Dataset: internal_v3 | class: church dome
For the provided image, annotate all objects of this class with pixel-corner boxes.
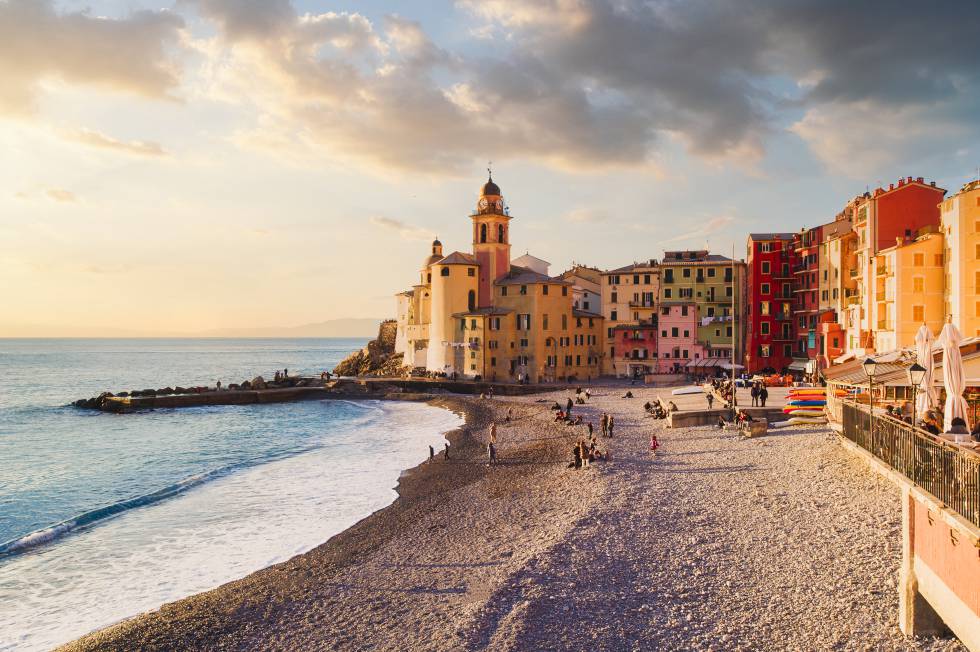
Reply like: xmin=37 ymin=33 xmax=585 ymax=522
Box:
xmin=481 ymin=176 xmax=501 ymax=197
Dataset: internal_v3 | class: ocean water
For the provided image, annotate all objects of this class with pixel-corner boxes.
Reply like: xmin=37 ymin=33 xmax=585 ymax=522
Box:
xmin=0 ymin=339 xmax=464 ymax=651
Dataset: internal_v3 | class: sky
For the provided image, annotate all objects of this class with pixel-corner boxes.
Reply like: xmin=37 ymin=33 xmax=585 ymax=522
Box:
xmin=2 ymin=0 xmax=980 ymax=336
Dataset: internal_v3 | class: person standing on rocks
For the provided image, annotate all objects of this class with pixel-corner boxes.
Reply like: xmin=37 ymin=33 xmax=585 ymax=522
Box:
xmin=444 ymin=442 xmax=450 ymax=460
xmin=429 ymin=445 xmax=435 ymax=461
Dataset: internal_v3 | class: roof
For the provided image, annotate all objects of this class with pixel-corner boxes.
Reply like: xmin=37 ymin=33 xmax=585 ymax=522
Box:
xmin=435 ymin=251 xmax=478 ymax=266
xmin=511 ymin=253 xmax=550 ymax=267
xmin=396 ymin=289 xmax=414 ymax=297
xmin=572 ymin=309 xmax=602 ymax=318
xmin=452 ymin=307 xmax=514 ymax=317
xmin=481 ymin=176 xmax=501 ymax=196
xmin=747 ymin=233 xmax=795 ymax=241
xmin=603 ymin=260 xmax=659 ymax=274
xmin=821 ymin=219 xmax=852 ymax=240
xmin=660 ymin=254 xmax=737 ymax=265
xmin=495 ymin=265 xmax=571 ymax=286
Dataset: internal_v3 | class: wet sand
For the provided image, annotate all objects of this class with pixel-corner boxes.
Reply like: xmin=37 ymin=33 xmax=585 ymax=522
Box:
xmin=61 ymin=386 xmax=964 ymax=651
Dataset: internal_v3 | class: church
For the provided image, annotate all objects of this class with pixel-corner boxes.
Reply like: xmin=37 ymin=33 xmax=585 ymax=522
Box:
xmin=394 ymin=176 xmax=604 ymax=382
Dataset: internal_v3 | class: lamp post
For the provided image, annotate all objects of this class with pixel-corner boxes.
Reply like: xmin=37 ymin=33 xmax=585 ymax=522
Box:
xmin=863 ymin=357 xmax=877 ymax=449
xmin=907 ymin=362 xmax=926 ymax=429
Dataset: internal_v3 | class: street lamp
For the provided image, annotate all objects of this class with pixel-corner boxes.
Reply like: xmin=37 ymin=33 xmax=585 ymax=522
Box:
xmin=863 ymin=357 xmax=877 ymax=447
xmin=907 ymin=362 xmax=926 ymax=428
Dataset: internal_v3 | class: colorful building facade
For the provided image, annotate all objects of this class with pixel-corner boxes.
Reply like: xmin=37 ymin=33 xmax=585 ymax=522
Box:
xmin=941 ymin=179 xmax=980 ymax=338
xmin=745 ymin=233 xmax=796 ymax=373
xmin=600 ymin=261 xmax=659 ymax=376
xmin=394 ymin=177 xmax=603 ymax=382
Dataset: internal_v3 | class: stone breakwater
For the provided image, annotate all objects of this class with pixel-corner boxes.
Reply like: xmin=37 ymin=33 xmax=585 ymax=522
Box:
xmin=71 ymin=375 xmax=329 ymax=412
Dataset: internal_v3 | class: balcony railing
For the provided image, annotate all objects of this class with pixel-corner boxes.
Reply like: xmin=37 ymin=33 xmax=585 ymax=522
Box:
xmin=841 ymin=401 xmax=979 ymax=527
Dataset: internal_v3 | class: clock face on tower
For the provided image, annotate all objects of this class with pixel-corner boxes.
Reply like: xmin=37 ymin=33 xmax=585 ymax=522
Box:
xmin=478 ymin=198 xmax=489 ymax=210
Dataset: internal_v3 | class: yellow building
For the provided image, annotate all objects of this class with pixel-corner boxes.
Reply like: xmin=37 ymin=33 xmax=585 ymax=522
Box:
xmin=872 ymin=231 xmax=945 ymax=352
xmin=394 ymin=177 xmax=603 ymax=382
xmin=941 ymin=179 xmax=980 ymax=337
xmin=599 ymin=261 xmax=660 ymax=376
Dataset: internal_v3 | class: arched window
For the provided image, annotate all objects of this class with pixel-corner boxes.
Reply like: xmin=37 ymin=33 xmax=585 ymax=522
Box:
xmin=498 ymin=225 xmax=505 ymax=243
xmin=468 ymin=290 xmax=476 ymax=311
xmin=441 ymin=267 xmax=450 ymax=277
xmin=480 ymin=224 xmax=487 ymax=243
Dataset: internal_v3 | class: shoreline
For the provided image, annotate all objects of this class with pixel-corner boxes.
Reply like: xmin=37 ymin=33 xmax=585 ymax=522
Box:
xmin=57 ymin=393 xmax=528 ymax=651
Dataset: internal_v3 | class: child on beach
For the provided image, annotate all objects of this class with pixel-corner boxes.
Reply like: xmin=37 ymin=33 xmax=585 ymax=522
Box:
xmin=650 ymin=435 xmax=660 ymax=456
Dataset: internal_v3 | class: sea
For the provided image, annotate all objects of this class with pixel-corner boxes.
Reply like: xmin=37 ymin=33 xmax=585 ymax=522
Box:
xmin=0 ymin=339 xmax=464 ymax=651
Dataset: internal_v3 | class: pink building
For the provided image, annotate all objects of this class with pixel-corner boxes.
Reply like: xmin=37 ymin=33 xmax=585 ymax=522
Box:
xmin=657 ymin=303 xmax=706 ymax=373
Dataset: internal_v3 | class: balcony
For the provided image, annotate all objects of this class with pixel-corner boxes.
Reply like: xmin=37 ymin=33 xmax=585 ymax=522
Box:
xmin=629 ymin=301 xmax=656 ymax=309
xmin=846 ymin=296 xmax=861 ymax=306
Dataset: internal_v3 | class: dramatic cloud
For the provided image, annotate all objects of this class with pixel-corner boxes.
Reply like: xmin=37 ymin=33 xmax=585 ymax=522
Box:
xmin=0 ymin=0 xmax=184 ymax=115
xmin=63 ymin=129 xmax=168 ymax=157
xmin=184 ymin=0 xmax=980 ymax=177
xmin=369 ymin=216 xmax=433 ymax=241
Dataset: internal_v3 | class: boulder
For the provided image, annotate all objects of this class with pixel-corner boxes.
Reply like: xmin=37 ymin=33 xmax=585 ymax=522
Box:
xmin=251 ymin=376 xmax=267 ymax=390
xmin=241 ymin=380 xmax=252 ymax=390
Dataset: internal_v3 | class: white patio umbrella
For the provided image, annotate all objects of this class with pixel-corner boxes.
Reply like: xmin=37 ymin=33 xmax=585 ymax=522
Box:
xmin=937 ymin=322 xmax=970 ymax=431
xmin=914 ymin=324 xmax=938 ymax=418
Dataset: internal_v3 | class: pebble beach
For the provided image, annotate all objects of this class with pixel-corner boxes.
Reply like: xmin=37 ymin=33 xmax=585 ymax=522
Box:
xmin=61 ymin=386 xmax=966 ymax=651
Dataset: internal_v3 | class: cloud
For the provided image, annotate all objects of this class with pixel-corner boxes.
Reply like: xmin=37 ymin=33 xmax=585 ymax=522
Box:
xmin=62 ymin=128 xmax=167 ymax=157
xmin=46 ymin=189 xmax=77 ymax=203
xmin=563 ymin=207 xmax=607 ymax=224
xmin=369 ymin=216 xmax=433 ymax=241
xmin=0 ymin=0 xmax=184 ymax=116
xmin=657 ymin=215 xmax=735 ymax=245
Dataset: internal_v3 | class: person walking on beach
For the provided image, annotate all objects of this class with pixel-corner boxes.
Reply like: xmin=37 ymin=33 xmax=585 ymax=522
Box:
xmin=608 ymin=415 xmax=615 ymax=438
xmin=759 ymin=385 xmax=768 ymax=407
xmin=600 ymin=413 xmax=608 ymax=437
xmin=650 ymin=434 xmax=660 ymax=456
xmin=488 ymin=441 xmax=497 ymax=465
xmin=489 ymin=422 xmax=497 ymax=446
xmin=750 ymin=383 xmax=759 ymax=407
xmin=579 ymin=440 xmax=590 ymax=468
xmin=706 ymin=393 xmax=714 ymax=409
xmin=566 ymin=397 xmax=573 ymax=415
xmin=587 ymin=421 xmax=593 ymax=438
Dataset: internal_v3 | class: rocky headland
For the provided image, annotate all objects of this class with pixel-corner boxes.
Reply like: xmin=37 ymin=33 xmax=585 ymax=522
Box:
xmin=332 ymin=319 xmax=405 ymax=377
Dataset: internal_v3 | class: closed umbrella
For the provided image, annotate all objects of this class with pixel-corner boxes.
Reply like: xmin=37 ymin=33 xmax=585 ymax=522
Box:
xmin=937 ymin=322 xmax=970 ymax=431
xmin=914 ymin=324 xmax=937 ymax=418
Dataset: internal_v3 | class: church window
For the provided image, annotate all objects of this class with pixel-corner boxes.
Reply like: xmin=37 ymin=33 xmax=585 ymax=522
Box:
xmin=480 ymin=224 xmax=487 ymax=243
xmin=498 ymin=225 xmax=505 ymax=243
xmin=543 ymin=285 xmax=549 ymax=295
xmin=441 ymin=267 xmax=449 ymax=277
xmin=467 ymin=290 xmax=475 ymax=311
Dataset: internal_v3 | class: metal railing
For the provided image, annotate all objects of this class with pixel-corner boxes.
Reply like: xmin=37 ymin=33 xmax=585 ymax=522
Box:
xmin=841 ymin=401 xmax=979 ymax=527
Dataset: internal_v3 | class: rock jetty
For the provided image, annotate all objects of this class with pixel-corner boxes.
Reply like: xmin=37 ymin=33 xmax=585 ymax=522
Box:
xmin=333 ymin=319 xmax=404 ymax=377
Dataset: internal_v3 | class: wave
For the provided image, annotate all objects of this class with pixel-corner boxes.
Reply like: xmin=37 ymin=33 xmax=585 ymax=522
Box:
xmin=0 ymin=441 xmax=332 ymax=559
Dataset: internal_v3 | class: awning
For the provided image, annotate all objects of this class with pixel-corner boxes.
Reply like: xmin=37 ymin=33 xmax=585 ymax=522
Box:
xmin=833 ymin=351 xmax=857 ymax=365
xmin=787 ymin=360 xmax=808 ymax=371
xmin=720 ymin=362 xmax=745 ymax=370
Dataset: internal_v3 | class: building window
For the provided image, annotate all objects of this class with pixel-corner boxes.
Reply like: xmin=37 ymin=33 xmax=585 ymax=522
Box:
xmin=912 ymin=305 xmax=924 ymax=322
xmin=761 ymin=283 xmax=770 ymax=295
xmin=468 ymin=290 xmax=476 ymax=311
xmin=470 ymin=319 xmax=477 ymax=329
xmin=460 ymin=319 xmax=466 ymax=330
xmin=562 ymin=286 xmax=568 ymax=296
xmin=644 ymin=274 xmax=651 ymax=284
xmin=683 ymin=330 xmax=689 ymax=338
xmin=543 ymin=314 xmax=549 ymax=330
xmin=761 ymin=301 xmax=770 ymax=315
xmin=683 ymin=268 xmax=691 ymax=278
xmin=480 ymin=224 xmax=487 ymax=243
xmin=726 ymin=286 xmax=733 ymax=297
xmin=467 ymin=267 xmax=475 ymax=277
xmin=498 ymin=225 xmax=505 ymax=243
xmin=681 ymin=305 xmax=688 ymax=316
xmin=708 ymin=268 xmax=715 ymax=277
xmin=761 ymin=261 xmax=770 ymax=274
xmin=682 ymin=349 xmax=689 ymax=358
xmin=562 ymin=314 xmax=568 ymax=329
xmin=610 ymin=310 xmax=617 ymax=321
xmin=501 ymin=286 xmax=507 ymax=296
xmin=543 ymin=285 xmax=549 ymax=295
xmin=671 ymin=327 xmax=678 ymax=337
xmin=491 ymin=357 xmax=497 ymax=366
xmin=520 ymin=285 xmax=527 ymax=295
xmin=913 ymin=253 xmax=923 ymax=267
xmin=761 ymin=322 xmax=770 ymax=335
xmin=761 ymin=242 xmax=772 ymax=253
xmin=441 ymin=267 xmax=450 ymax=277
xmin=913 ymin=277 xmax=924 ymax=293
xmin=611 ymin=292 xmax=618 ymax=303
xmin=634 ymin=274 xmax=640 ymax=284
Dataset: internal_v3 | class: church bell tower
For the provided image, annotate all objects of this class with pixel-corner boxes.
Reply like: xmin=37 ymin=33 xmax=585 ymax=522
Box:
xmin=471 ymin=173 xmax=512 ymax=307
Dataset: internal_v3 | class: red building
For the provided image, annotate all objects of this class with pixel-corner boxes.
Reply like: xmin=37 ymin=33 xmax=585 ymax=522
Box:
xmin=745 ymin=233 xmax=798 ymax=373
xmin=792 ymin=224 xmax=825 ymax=369
xmin=871 ymin=176 xmax=945 ymax=252
xmin=612 ymin=323 xmax=658 ymax=379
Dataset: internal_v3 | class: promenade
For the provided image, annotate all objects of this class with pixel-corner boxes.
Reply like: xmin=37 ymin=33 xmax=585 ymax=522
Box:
xmin=65 ymin=385 xmax=965 ymax=651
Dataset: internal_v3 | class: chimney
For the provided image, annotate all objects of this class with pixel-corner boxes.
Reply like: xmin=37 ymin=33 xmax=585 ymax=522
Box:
xmin=889 ymin=183 xmax=895 ymax=190
xmin=916 ymin=177 xmax=924 ymax=183
xmin=930 ymin=181 xmax=936 ymax=187
xmin=898 ymin=178 xmax=905 ymax=187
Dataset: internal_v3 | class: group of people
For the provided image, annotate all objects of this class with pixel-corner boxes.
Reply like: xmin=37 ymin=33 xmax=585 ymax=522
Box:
xmin=570 ymin=436 xmax=606 ymax=469
xmin=273 ymin=369 xmax=289 ymax=382
xmin=643 ymin=400 xmax=672 ymax=420
xmin=906 ymin=409 xmax=980 ymax=441
xmin=749 ymin=382 xmax=769 ymax=407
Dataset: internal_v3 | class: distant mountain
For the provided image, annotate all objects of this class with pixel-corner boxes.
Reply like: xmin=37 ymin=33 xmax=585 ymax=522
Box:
xmin=192 ymin=318 xmax=385 ymax=338
xmin=0 ymin=318 xmax=386 ymax=339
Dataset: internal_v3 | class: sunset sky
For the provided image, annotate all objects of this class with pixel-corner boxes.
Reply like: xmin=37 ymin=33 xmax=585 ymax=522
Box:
xmin=3 ymin=0 xmax=980 ymax=336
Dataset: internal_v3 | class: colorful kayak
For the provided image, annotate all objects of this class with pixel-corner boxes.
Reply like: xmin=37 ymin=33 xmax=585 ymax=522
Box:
xmin=782 ymin=409 xmax=825 ymax=417
xmin=785 ymin=399 xmax=826 ymax=407
xmin=786 ymin=416 xmax=828 ymax=425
